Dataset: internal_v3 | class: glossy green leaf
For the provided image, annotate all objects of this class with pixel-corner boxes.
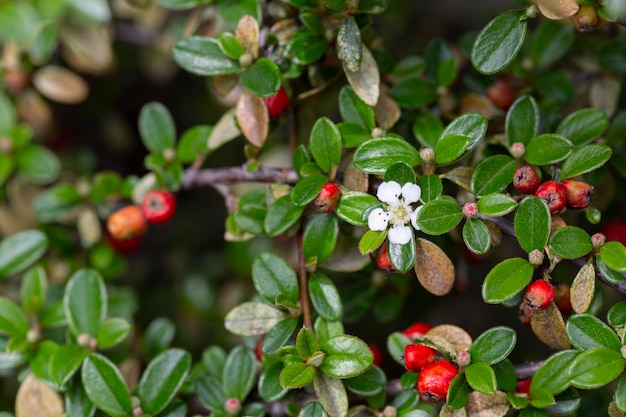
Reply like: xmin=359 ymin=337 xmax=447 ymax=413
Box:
xmin=548 ymin=226 xmax=592 ymax=259
xmin=514 ymin=196 xmax=551 ymax=253
xmin=20 ymin=265 xmax=47 ymax=314
xmin=566 ymin=314 xmax=621 ymax=352
xmin=173 ymin=37 xmax=240 ymax=76
xmin=477 ymin=193 xmax=517 ymax=217
xmin=531 ymin=20 xmax=574 ymax=69
xmin=435 ymin=134 xmax=470 ymax=165
xmin=309 ymin=273 xmax=342 ymax=321
xmin=291 ymin=175 xmax=328 ymax=207
xmin=241 ymin=58 xmax=281 ymax=97
xmin=471 ymin=10 xmax=527 ymax=74
xmin=338 ymin=122 xmax=370 ymax=148
xmin=415 ymin=199 xmax=463 ymax=236
xmin=97 ymin=318 xmax=131 ymax=349
xmin=339 ymin=86 xmax=374 ymax=130
xmin=296 ymin=326 xmax=318 ymax=360
xmin=412 ymin=113 xmax=443 ymax=148
xmin=259 ymin=362 xmax=287 ymax=402
xmin=138 ymin=349 xmax=191 ymax=416
xmin=389 ymin=78 xmax=437 ymax=108
xmin=196 ymin=374 xmax=225 ymax=412
xmin=418 ymin=175 xmax=442 ymax=203
xmin=320 ymin=335 xmax=373 ymax=379
xmin=139 ymin=102 xmax=176 ymax=154
xmin=525 ymin=134 xmax=573 ymax=165
xmin=265 ymin=195 xmax=305 ymax=237
xmin=358 ymin=229 xmax=387 ymax=255
xmin=353 ymin=137 xmax=420 ymax=174
xmin=65 ymin=0 xmax=110 ymax=23
xmin=569 ymin=348 xmax=624 ymax=389
xmin=218 ymin=33 xmax=244 ymax=59
xmin=224 ymin=301 xmax=286 ymax=336
xmin=0 ymin=153 xmax=13 ymax=187
xmin=337 ymin=17 xmax=362 ymax=72
xmin=384 ymin=161 xmax=416 ymax=185
xmin=615 ymin=373 xmax=626 ymax=413
xmin=556 ymin=108 xmax=609 ymax=147
xmin=321 ymin=0 xmax=346 ymax=11
xmin=252 ymin=253 xmax=298 ymax=305
xmin=314 ymin=317 xmax=344 ymax=346
xmin=313 ymin=370 xmax=348 ymax=417
xmin=463 ymin=219 xmax=491 ymax=255
xmin=441 ymin=113 xmax=488 ymax=153
xmin=82 ymin=353 xmax=132 ymax=417
xmin=303 ymin=213 xmax=338 ymax=264
xmin=471 ymin=155 xmax=517 ymax=197
xmin=465 ymin=362 xmax=497 ymax=395
xmin=286 ymin=29 xmax=327 ymax=65
xmin=445 ymin=374 xmax=468 ymax=409
xmin=0 ymin=297 xmax=28 ymax=337
xmin=223 ymin=346 xmax=256 ymax=400
xmin=608 ymin=302 xmax=626 ymax=327
xmin=597 ymin=256 xmax=626 ymax=284
xmin=560 ymin=144 xmax=612 ymax=180
xmin=599 ymin=241 xmax=626 ymax=273
xmin=482 ymin=258 xmax=533 ymax=304
xmin=335 ymin=192 xmax=379 ymax=226
xmin=469 ymin=326 xmax=516 ymax=365
xmin=530 ymin=350 xmax=578 ymax=396
xmin=437 ymin=57 xmax=458 ymax=87
xmin=506 ymin=95 xmax=540 ymax=146
xmin=298 ymin=402 xmax=327 ymax=417
xmin=389 ymin=235 xmax=415 ymax=273
xmin=280 ymin=362 xmax=315 ymax=389
xmin=261 ymin=317 xmax=298 ymax=355
xmin=492 ymin=359 xmax=516 ymax=392
xmin=344 ymin=365 xmax=385 ymax=396
xmin=310 ymin=118 xmax=342 ymax=174
xmin=65 ymin=380 xmax=96 ymax=417
xmin=177 ymin=125 xmax=211 ymax=162
xmin=358 ymin=0 xmax=389 ymax=14
xmin=16 ymin=144 xmax=60 ymax=184
xmin=49 ymin=344 xmax=87 ymax=389
xmin=63 ymin=269 xmax=107 ymax=338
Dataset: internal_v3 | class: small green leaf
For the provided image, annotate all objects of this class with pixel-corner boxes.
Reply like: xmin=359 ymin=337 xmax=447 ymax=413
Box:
xmin=344 ymin=365 xmax=385 ymax=396
xmin=240 ymin=58 xmax=281 ymax=97
xmin=320 ymin=335 xmax=373 ymax=379
xmin=65 ymin=380 xmax=96 ymax=417
xmin=262 ymin=317 xmax=298 ymax=355
xmin=358 ymin=229 xmax=387 ymax=255
xmin=218 ymin=32 xmax=245 ymax=59
xmin=337 ymin=17 xmax=362 ymax=72
xmin=310 ymin=118 xmax=342 ymax=174
xmin=471 ymin=10 xmax=527 ymax=74
xmin=446 ymin=373 xmax=469 ymax=409
xmin=339 ymin=86 xmax=374 ymax=130
xmin=97 ymin=318 xmax=132 ymax=349
xmin=477 ymin=193 xmax=517 ymax=217
xmin=556 ymin=108 xmax=609 ymax=147
xmin=482 ymin=258 xmax=533 ymax=304
xmin=298 ymin=402 xmax=327 ymax=417
xmin=218 ymin=0 xmax=260 ymax=27
xmin=0 ymin=2 xmax=39 ymax=44
xmin=303 ymin=214 xmax=338 ymax=264
xmin=335 ymin=192 xmax=379 ymax=226
xmin=20 ymin=265 xmax=47 ymax=314
xmin=259 ymin=362 xmax=287 ymax=402
xmin=296 ymin=327 xmax=319 ymax=360
xmin=32 ymin=183 xmax=82 ymax=223
xmin=177 ymin=125 xmax=211 ymax=163
xmin=566 ymin=314 xmax=621 ymax=352
xmin=265 ymin=195 xmax=305 ymax=237
xmin=139 ymin=349 xmax=191 ymax=416
xmin=286 ymin=29 xmax=327 ymax=65
xmin=156 ymin=0 xmax=204 ymax=9
xmin=49 ymin=344 xmax=87 ymax=389
xmin=599 ymin=241 xmax=626 ymax=273
xmin=560 ymin=144 xmax=612 ymax=180
xmin=313 ymin=370 xmax=348 ymax=417
xmin=389 ymin=78 xmax=437 ymax=108
xmin=145 ymin=318 xmax=175 ymax=358
xmin=0 ymin=297 xmax=29 ymax=337
xmin=413 ymin=113 xmax=442 ymax=148
xmin=615 ymin=373 xmax=626 ymax=413
xmin=506 ymin=95 xmax=540 ymax=146
xmin=389 ymin=236 xmax=416 ymax=273
xmin=418 ymin=175 xmax=442 ymax=203
xmin=82 ymin=353 xmax=132 ymax=417
xmin=548 ymin=226 xmax=593 ymax=259
xmin=338 ymin=122 xmax=370 ymax=148
xmin=291 ymin=175 xmax=328 ymax=207
xmin=223 ymin=346 xmax=256 ymax=400
xmin=384 ymin=161 xmax=416 ymax=185
xmin=415 ymin=199 xmax=463 ymax=236
xmin=16 ymin=144 xmax=60 ymax=184
xmin=173 ymin=37 xmax=241 ymax=76
xmin=463 ymin=219 xmax=491 ymax=255
xmin=569 ymin=348 xmax=624 ymax=389
xmin=196 ymin=374 xmax=225 ymax=412
xmin=309 ymin=273 xmax=342 ymax=321
xmin=531 ymin=20 xmax=574 ymax=69
xmin=440 ymin=113 xmax=488 ymax=153
xmin=465 ymin=362 xmax=497 ymax=395
xmin=281 ymin=362 xmax=315 ymax=389
xmin=492 ymin=359 xmax=516 ymax=392
xmin=63 ymin=269 xmax=107 ymax=338
xmin=530 ymin=350 xmax=579 ymax=396
xmin=139 ymin=102 xmax=176 ymax=154
xmin=435 ymin=134 xmax=470 ymax=165
xmin=608 ymin=302 xmax=626 ymax=327
xmin=224 ymin=302 xmax=286 ymax=337
xmin=469 ymin=326 xmax=516 ymax=365
xmin=354 ymin=136 xmax=420 ymax=174
xmin=514 ymin=196 xmax=551 ymax=254
xmin=321 ymin=0 xmax=346 ymax=11
xmin=471 ymin=155 xmax=517 ymax=197
xmin=252 ymin=253 xmax=299 ymax=306
xmin=525 ymin=134 xmax=573 ymax=165
xmin=357 ymin=0 xmax=389 ymax=14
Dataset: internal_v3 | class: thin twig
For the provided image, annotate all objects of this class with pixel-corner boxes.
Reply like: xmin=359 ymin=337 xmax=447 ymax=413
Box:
xmin=182 ymin=164 xmax=298 ymax=189
xmin=297 ymin=233 xmax=313 ymax=330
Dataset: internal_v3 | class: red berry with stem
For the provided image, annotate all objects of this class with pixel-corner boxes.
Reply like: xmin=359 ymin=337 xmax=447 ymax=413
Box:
xmin=107 ymin=205 xmax=148 ymax=241
xmin=368 ymin=343 xmax=383 ymax=367
xmin=404 ymin=344 xmax=437 ymax=372
xmin=486 ymin=77 xmax=515 ymax=110
xmin=403 ymin=322 xmax=432 ymax=340
xmin=562 ymin=179 xmax=594 ymax=209
xmin=315 ymin=182 xmax=340 ymax=213
xmin=524 ymin=280 xmax=555 ymax=310
xmin=513 ymin=165 xmax=541 ymax=194
xmin=417 ymin=360 xmax=459 ymax=402
xmin=535 ymin=181 xmax=566 ymax=214
xmin=141 ymin=190 xmax=177 ymax=224
xmin=264 ymin=86 xmax=290 ymax=119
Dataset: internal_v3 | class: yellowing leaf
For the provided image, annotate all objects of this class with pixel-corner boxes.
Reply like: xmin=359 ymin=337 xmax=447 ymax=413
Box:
xmin=236 ymin=91 xmax=269 ymax=148
xmin=536 ymin=0 xmax=580 ymax=20
xmin=16 ymin=374 xmax=64 ymax=417
xmin=344 ymin=45 xmax=379 ymax=107
xmin=571 ymin=263 xmax=595 ymax=314
xmin=235 ymin=15 xmax=259 ymax=59
xmin=426 ymin=324 xmax=473 ymax=353
xmin=531 ymin=302 xmax=572 ymax=350
xmin=414 ymin=238 xmax=455 ymax=296
xmin=466 ymin=391 xmax=509 ymax=417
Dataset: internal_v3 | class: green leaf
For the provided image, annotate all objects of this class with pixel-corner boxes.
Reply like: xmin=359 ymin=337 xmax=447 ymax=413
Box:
xmin=309 ymin=273 xmax=342 ymax=321
xmin=337 ymin=17 xmax=362 ymax=72
xmin=534 ymin=71 xmax=574 ymax=104
xmin=469 ymin=326 xmax=516 ymax=365
xmin=63 ymin=269 xmax=107 ymax=338
xmin=0 ymin=153 xmax=13 ymax=187
xmin=314 ymin=317 xmax=344 ymax=346
xmin=173 ymin=37 xmax=240 ymax=76
xmin=440 ymin=113 xmax=488 ymax=154
xmin=0 ymin=297 xmax=29 ymax=337
xmin=357 ymin=0 xmax=389 ymax=14
xmin=492 ymin=359 xmax=517 ymax=392
xmin=556 ymin=108 xmax=609 ymax=147
xmin=531 ymin=20 xmax=574 ymax=69
xmin=354 ymin=136 xmax=420 ymax=174
xmin=482 ymin=258 xmax=533 ymax=304
xmin=298 ymin=402 xmax=327 ymax=417
xmin=471 ymin=10 xmax=527 ymax=74
xmin=281 ymin=362 xmax=315 ymax=389
xmin=568 ymin=348 xmax=624 ymax=389
xmin=418 ymin=175 xmax=443 ymax=203
xmin=259 ymin=362 xmax=287 ymax=402
xmin=310 ymin=118 xmax=342 ymax=174
xmin=196 ymin=374 xmax=225 ymax=412
xmin=358 ymin=229 xmax=387 ymax=255
xmin=447 ymin=374 xmax=469 ymax=409
xmin=20 ymin=265 xmax=47 ymax=314
xmin=389 ymin=235 xmax=416 ymax=273
xmin=599 ymin=241 xmax=626 ymax=273
xmin=97 ymin=318 xmax=132 ymax=349
xmin=218 ymin=33 xmax=244 ymax=59
xmin=82 ymin=353 xmax=132 ymax=417
xmin=339 ymin=86 xmax=374 ymax=130
xmin=389 ymin=78 xmax=437 ymax=108
xmin=320 ymin=335 xmax=373 ymax=378
xmin=218 ymin=0 xmax=260 ymax=27
xmin=435 ymin=134 xmax=470 ymax=165
xmin=525 ymin=134 xmax=573 ymax=165
xmin=608 ymin=302 xmax=626 ymax=327
xmin=506 ymin=95 xmax=540 ymax=146
xmin=471 ymin=155 xmax=517 ymax=197
xmin=296 ymin=326 xmax=319 ymax=360
xmin=16 ymin=144 xmax=60 ymax=184
xmin=338 ymin=122 xmax=370 ymax=148
xmin=548 ymin=226 xmax=592 ymax=259
xmin=65 ymin=380 xmax=96 ymax=417
xmin=335 ymin=192 xmax=379 ymax=226
xmin=531 ymin=350 xmax=578 ymax=396
xmin=384 ymin=161 xmax=416 ymax=185
xmin=156 ymin=0 xmax=204 ymax=9
xmin=265 ymin=195 xmax=305 ymax=237
xmin=240 ymin=58 xmax=281 ymax=97
xmin=49 ymin=344 xmax=87 ymax=389
xmin=291 ymin=175 xmax=328 ymax=207
xmin=415 ymin=199 xmax=463 ymax=236
xmin=615 ymin=373 xmax=626 ymax=413
xmin=0 ymin=2 xmax=39 ymax=44
xmin=252 ymin=253 xmax=299 ymax=306
xmin=344 ymin=365 xmax=385 ymax=396
xmin=177 ymin=125 xmax=211 ymax=162
xmin=138 ymin=349 xmax=191 ymax=416
xmin=286 ymin=29 xmax=327 ymax=65
xmin=412 ymin=113 xmax=443 ymax=148
xmin=477 ymin=193 xmax=517 ymax=217
xmin=321 ymin=0 xmax=346 ymax=10
xmin=465 ymin=362 xmax=497 ymax=395
xmin=560 ymin=144 xmax=612 ymax=180
xmin=145 ymin=318 xmax=175 ymax=358
xmin=566 ymin=314 xmax=621 ymax=352
xmin=223 ymin=346 xmax=256 ymax=400
xmin=65 ymin=0 xmax=110 ymax=23
xmin=156 ymin=400 xmax=187 ymax=417
xmin=463 ymin=219 xmax=491 ymax=255
xmin=139 ymin=102 xmax=176 ymax=154
xmin=0 ymin=92 xmax=15 ymax=133
xmin=313 ymin=370 xmax=348 ymax=417
xmin=32 ymin=184 xmax=82 ymax=223
xmin=514 ymin=196 xmax=551 ymax=253
xmin=303 ymin=214 xmax=338 ymax=264
xmin=224 ymin=302 xmax=286 ymax=337
xmin=437 ymin=57 xmax=458 ymax=87
xmin=261 ymin=317 xmax=298 ymax=355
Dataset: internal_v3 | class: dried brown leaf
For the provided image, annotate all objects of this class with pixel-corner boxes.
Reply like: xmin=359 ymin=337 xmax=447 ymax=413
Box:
xmin=16 ymin=374 xmax=64 ymax=417
xmin=415 ymin=238 xmax=455 ymax=296
xmin=440 ymin=167 xmax=473 ymax=191
xmin=236 ymin=15 xmax=259 ymax=59
xmin=344 ymin=46 xmax=379 ymax=107
xmin=343 ymin=156 xmax=369 ymax=193
xmin=212 ymin=74 xmax=240 ymax=97
xmin=118 ymin=357 xmax=141 ymax=392
xmin=33 ymin=66 xmax=88 ymax=104
xmin=466 ymin=391 xmax=509 ymax=417
xmin=536 ymin=0 xmax=580 ymax=19
xmin=440 ymin=404 xmax=467 ymax=417
xmin=375 ymin=93 xmax=401 ymax=130
xmin=609 ymin=401 xmax=626 ymax=417
xmin=530 ymin=302 xmax=572 ymax=349
xmin=460 ymin=93 xmax=495 ymax=120
xmin=550 ymin=214 xmax=567 ymax=235
xmin=17 ymin=89 xmax=52 ymax=136
xmin=270 ymin=18 xmax=298 ymax=45
xmin=59 ymin=23 xmax=114 ymax=74
xmin=236 ymin=91 xmax=269 ymax=149
xmin=571 ymin=263 xmax=595 ymax=314
xmin=426 ymin=324 xmax=473 ymax=353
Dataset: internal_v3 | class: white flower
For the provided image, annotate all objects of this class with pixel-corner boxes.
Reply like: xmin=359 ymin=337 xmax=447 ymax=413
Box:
xmin=368 ymin=181 xmax=423 ymax=245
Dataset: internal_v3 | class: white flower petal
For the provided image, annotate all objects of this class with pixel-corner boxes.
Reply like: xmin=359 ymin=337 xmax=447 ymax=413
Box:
xmin=368 ymin=208 xmax=390 ymax=231
xmin=377 ymin=181 xmax=402 ymax=205
xmin=389 ymin=224 xmax=412 ymax=245
xmin=410 ymin=205 xmax=423 ymax=230
xmin=401 ymin=183 xmax=421 ymax=205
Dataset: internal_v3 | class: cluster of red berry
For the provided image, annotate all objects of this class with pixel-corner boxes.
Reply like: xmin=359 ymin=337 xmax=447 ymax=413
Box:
xmin=106 ymin=190 xmax=177 ymax=252
xmin=513 ymin=164 xmax=594 ymax=214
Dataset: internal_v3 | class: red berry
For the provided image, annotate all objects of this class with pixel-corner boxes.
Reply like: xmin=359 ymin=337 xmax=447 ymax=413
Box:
xmin=264 ymin=86 xmax=290 ymax=119
xmin=524 ymin=280 xmax=555 ymax=310
xmin=553 ymin=282 xmax=572 ymax=315
xmin=368 ymin=343 xmax=383 ymax=367
xmin=417 ymin=360 xmax=459 ymax=403
xmin=513 ymin=165 xmax=541 ymax=194
xmin=535 ymin=181 xmax=566 ymax=214
xmin=254 ymin=337 xmax=264 ymax=361
xmin=105 ymin=231 xmax=142 ymax=254
xmin=516 ymin=379 xmax=531 ymax=394
xmin=403 ymin=322 xmax=432 ymax=340
xmin=141 ymin=190 xmax=177 ymax=224
xmin=107 ymin=205 xmax=148 ymax=241
xmin=404 ymin=344 xmax=437 ymax=372
xmin=562 ymin=179 xmax=594 ymax=209
xmin=486 ymin=78 xmax=515 ymax=110
xmin=315 ymin=182 xmax=340 ymax=213
xmin=377 ymin=241 xmax=395 ymax=272
xmin=601 ymin=220 xmax=626 ymax=247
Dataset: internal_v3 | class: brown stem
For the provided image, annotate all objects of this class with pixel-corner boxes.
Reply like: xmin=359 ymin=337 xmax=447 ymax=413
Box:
xmin=182 ymin=164 xmax=298 ymax=189
xmin=297 ymin=233 xmax=313 ymax=330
